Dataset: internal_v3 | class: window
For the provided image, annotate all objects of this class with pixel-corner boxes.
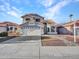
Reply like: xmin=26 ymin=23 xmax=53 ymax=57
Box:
xmin=44 ymin=23 xmax=47 ymax=25
xmin=36 ymin=19 xmax=40 ymax=22
xmin=26 ymin=18 xmax=30 ymax=21
xmin=10 ymin=27 xmax=13 ymax=30
xmin=38 ymin=27 xmax=40 ymax=29
xmin=47 ymin=27 xmax=50 ymax=32
xmin=51 ymin=26 xmax=55 ymax=32
xmin=15 ymin=28 xmax=17 ymax=30
xmin=6 ymin=27 xmax=9 ymax=31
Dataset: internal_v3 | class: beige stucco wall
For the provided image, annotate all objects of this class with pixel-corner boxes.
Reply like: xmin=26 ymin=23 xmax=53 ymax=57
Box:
xmin=23 ymin=16 xmax=44 ymax=24
xmin=0 ymin=27 xmax=6 ymax=33
xmin=64 ymin=25 xmax=73 ymax=32
xmin=8 ymin=26 xmax=21 ymax=36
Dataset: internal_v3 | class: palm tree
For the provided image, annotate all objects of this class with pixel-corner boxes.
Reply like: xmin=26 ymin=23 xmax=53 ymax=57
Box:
xmin=69 ymin=14 xmax=73 ymax=22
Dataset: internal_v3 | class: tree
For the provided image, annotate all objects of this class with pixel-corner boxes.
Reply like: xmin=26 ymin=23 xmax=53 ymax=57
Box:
xmin=69 ymin=14 xmax=73 ymax=22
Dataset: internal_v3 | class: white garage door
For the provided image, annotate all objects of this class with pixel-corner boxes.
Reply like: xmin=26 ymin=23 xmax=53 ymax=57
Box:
xmin=22 ymin=26 xmax=41 ymax=36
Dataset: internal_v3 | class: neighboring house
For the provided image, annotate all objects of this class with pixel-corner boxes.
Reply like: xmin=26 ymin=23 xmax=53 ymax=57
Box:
xmin=57 ymin=20 xmax=79 ymax=35
xmin=0 ymin=23 xmax=7 ymax=33
xmin=0 ymin=22 xmax=21 ymax=36
xmin=21 ymin=13 xmax=58 ymax=36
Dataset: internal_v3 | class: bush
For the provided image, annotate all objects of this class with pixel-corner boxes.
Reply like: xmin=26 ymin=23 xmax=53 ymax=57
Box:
xmin=0 ymin=32 xmax=8 ymax=37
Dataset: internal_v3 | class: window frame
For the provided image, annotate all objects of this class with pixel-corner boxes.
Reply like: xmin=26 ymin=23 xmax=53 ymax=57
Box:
xmin=35 ymin=19 xmax=40 ymax=22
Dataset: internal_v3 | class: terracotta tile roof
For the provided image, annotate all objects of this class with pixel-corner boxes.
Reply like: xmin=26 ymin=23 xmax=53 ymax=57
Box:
xmin=3 ymin=22 xmax=19 ymax=26
xmin=47 ymin=19 xmax=56 ymax=24
xmin=0 ymin=22 xmax=20 ymax=27
xmin=43 ymin=19 xmax=57 ymax=25
xmin=63 ymin=20 xmax=79 ymax=26
xmin=21 ymin=13 xmax=44 ymax=18
xmin=0 ymin=23 xmax=6 ymax=27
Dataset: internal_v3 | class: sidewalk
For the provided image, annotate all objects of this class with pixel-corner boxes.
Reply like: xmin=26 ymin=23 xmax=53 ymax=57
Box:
xmin=40 ymin=46 xmax=79 ymax=59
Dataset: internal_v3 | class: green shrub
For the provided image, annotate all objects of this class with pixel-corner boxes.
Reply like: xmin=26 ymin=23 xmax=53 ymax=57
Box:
xmin=0 ymin=32 xmax=8 ymax=37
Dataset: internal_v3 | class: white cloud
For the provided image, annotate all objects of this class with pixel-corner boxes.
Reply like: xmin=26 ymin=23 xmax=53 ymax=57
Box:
xmin=40 ymin=0 xmax=54 ymax=7
xmin=12 ymin=7 xmax=22 ymax=13
xmin=0 ymin=0 xmax=23 ymax=18
xmin=7 ymin=7 xmax=22 ymax=18
xmin=5 ymin=3 xmax=11 ymax=11
xmin=44 ymin=0 xmax=72 ymax=19
xmin=7 ymin=11 xmax=18 ymax=17
xmin=0 ymin=0 xmax=11 ymax=11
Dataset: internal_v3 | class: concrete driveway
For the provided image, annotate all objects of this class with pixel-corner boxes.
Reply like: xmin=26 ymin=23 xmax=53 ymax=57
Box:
xmin=0 ymin=36 xmax=40 ymax=59
xmin=0 ymin=36 xmax=79 ymax=59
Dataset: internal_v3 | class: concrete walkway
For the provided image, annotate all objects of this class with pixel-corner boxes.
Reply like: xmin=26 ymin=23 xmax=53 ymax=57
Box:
xmin=0 ymin=37 xmax=79 ymax=59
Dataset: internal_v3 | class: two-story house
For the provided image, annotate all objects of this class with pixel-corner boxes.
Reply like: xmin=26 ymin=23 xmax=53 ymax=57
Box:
xmin=21 ymin=13 xmax=58 ymax=36
xmin=21 ymin=13 xmax=44 ymax=36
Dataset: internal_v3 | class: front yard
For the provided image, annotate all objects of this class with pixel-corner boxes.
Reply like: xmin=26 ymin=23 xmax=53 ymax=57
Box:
xmin=64 ymin=35 xmax=79 ymax=45
xmin=41 ymin=35 xmax=79 ymax=46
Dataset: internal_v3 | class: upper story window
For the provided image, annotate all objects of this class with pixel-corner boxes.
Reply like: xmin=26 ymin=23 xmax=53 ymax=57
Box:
xmin=26 ymin=18 xmax=30 ymax=21
xmin=36 ymin=19 xmax=40 ymax=22
xmin=10 ymin=27 xmax=13 ymax=30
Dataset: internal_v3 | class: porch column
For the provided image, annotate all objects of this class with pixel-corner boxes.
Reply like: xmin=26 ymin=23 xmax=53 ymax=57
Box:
xmin=50 ymin=27 xmax=51 ymax=32
xmin=55 ymin=27 xmax=57 ymax=33
xmin=74 ymin=22 xmax=76 ymax=43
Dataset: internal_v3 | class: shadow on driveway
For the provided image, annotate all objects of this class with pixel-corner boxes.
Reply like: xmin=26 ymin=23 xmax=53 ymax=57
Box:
xmin=0 ymin=36 xmax=16 ymax=43
xmin=0 ymin=36 xmax=41 ymax=44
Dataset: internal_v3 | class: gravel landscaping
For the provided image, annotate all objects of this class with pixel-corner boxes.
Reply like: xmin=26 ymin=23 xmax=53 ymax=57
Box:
xmin=41 ymin=36 xmax=67 ymax=46
xmin=64 ymin=35 xmax=79 ymax=45
xmin=41 ymin=35 xmax=79 ymax=46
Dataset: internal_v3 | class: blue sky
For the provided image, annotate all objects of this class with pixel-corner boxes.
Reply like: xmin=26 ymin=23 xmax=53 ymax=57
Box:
xmin=0 ymin=0 xmax=79 ymax=24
